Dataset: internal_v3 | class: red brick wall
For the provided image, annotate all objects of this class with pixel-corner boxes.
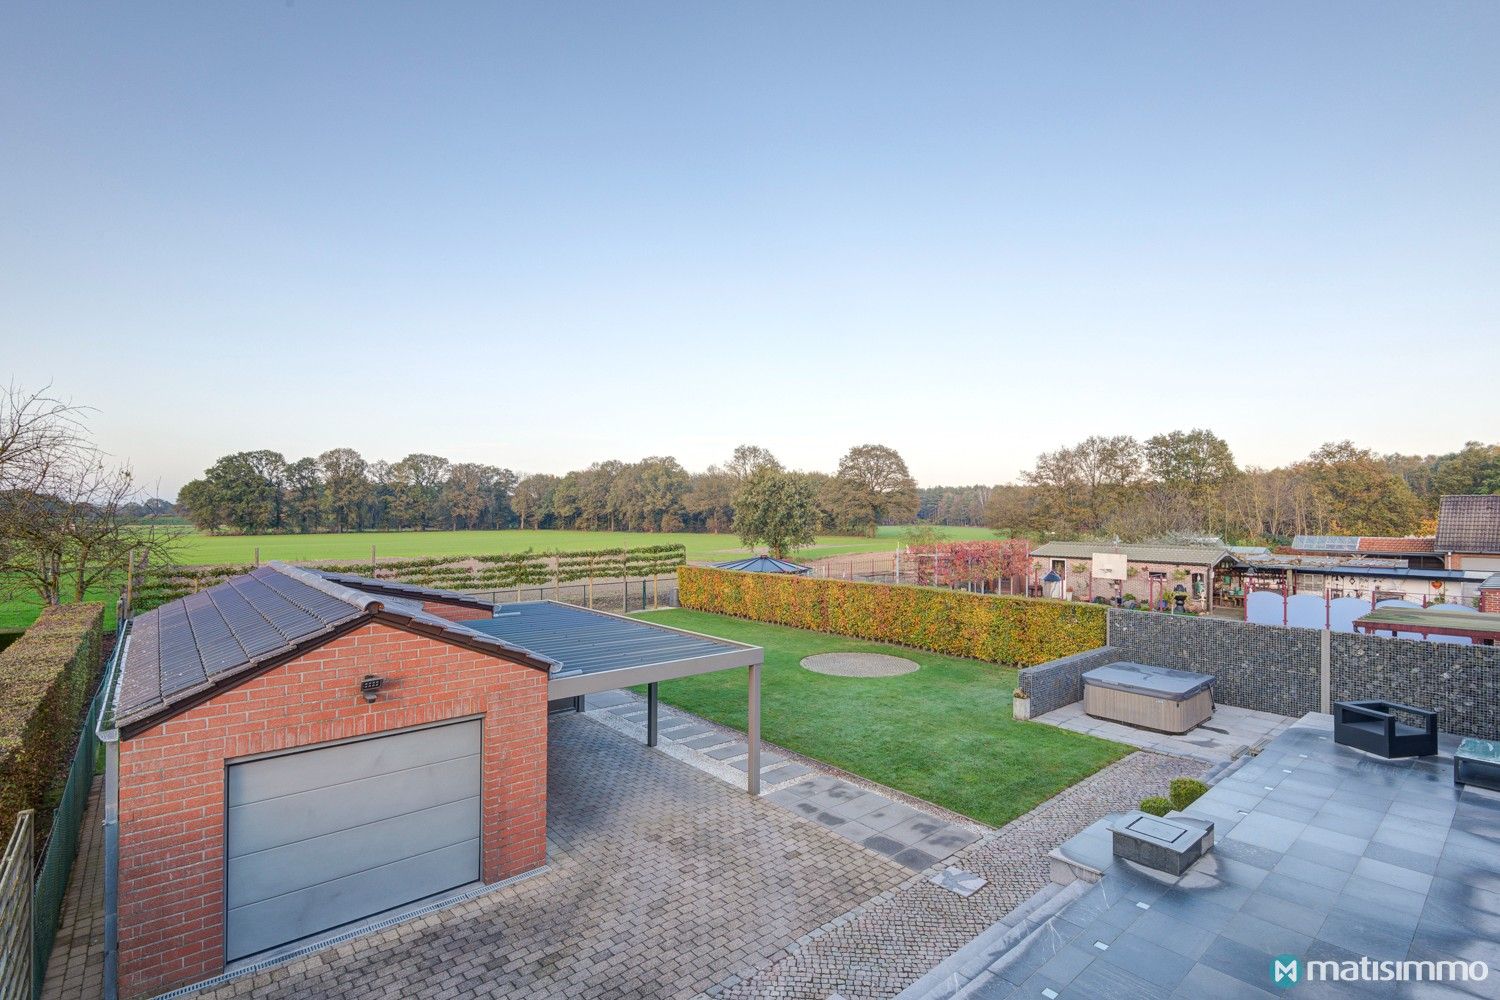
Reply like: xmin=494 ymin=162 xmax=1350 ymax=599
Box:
xmin=1481 ymin=588 xmax=1500 ymax=614
xmin=115 ymin=622 xmax=548 ymax=999
xmin=420 ymin=599 xmax=493 ymax=622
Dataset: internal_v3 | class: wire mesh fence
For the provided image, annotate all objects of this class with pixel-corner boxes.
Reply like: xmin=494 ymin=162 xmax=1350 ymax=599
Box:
xmin=464 ymin=572 xmax=680 ymax=614
xmin=805 ymin=552 xmax=1029 ymax=595
xmin=31 ymin=660 xmax=110 ymax=998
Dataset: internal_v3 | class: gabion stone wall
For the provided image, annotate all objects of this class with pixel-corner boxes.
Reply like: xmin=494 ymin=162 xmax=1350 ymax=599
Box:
xmin=1104 ymin=610 xmax=1324 ymax=719
xmin=1018 ymin=646 xmax=1121 ymax=717
xmin=1330 ymin=632 xmax=1500 ymax=739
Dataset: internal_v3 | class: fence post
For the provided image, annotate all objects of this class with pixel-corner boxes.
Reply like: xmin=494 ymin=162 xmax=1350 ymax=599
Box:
xmin=1320 ymin=629 xmax=1332 ymax=714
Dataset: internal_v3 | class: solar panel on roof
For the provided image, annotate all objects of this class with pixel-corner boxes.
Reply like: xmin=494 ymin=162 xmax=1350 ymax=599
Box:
xmin=1292 ymin=535 xmax=1361 ymax=551
xmin=467 ymin=602 xmax=745 ymax=678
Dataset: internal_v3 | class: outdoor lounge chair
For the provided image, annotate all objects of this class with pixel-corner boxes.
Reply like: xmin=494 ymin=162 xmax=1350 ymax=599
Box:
xmin=1333 ymin=700 xmax=1438 ymax=759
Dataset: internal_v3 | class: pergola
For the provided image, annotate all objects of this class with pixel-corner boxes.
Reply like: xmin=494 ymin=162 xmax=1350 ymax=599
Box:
xmin=711 ymin=555 xmax=812 ymax=575
xmin=467 ymin=602 xmax=769 ymax=791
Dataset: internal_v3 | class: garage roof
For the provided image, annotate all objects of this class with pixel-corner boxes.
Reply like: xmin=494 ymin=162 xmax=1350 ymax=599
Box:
xmin=465 ymin=602 xmax=762 ymax=698
xmin=115 ymin=562 xmax=555 ymax=735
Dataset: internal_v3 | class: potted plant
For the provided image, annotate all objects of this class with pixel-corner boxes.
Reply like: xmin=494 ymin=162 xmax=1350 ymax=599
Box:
xmin=1013 ymin=688 xmax=1031 ymax=720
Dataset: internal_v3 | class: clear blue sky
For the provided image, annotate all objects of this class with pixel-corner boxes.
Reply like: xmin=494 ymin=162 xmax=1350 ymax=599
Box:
xmin=3 ymin=2 xmax=1496 ymax=498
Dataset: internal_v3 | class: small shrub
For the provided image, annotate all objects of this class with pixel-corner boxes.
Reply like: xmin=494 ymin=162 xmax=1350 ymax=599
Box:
xmin=1169 ymin=778 xmax=1208 ymax=811
xmin=1139 ymin=797 xmax=1173 ymax=817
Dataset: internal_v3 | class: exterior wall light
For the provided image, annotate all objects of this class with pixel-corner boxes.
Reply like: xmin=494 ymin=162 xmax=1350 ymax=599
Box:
xmin=361 ymin=675 xmax=383 ymax=704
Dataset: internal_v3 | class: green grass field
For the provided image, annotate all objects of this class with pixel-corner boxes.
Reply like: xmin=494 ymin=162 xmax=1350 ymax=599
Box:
xmin=0 ymin=525 xmax=998 ymax=631
xmin=166 ymin=524 xmax=997 ymax=566
xmin=0 ymin=585 xmax=120 ymax=632
xmin=633 ymin=609 xmax=1130 ymax=828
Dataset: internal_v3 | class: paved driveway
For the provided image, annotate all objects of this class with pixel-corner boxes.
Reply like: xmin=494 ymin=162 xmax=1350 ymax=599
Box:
xmin=194 ymin=712 xmax=909 ymax=1000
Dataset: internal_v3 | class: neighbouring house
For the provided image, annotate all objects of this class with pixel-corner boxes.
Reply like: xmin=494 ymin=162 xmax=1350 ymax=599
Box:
xmin=1028 ymin=542 xmax=1232 ymax=612
xmin=1436 ymin=494 xmax=1500 ymax=572
xmin=1223 ymin=553 xmax=1491 ymax=608
xmin=106 ymin=561 xmax=764 ymax=998
xmin=1284 ymin=534 xmax=1443 ymax=569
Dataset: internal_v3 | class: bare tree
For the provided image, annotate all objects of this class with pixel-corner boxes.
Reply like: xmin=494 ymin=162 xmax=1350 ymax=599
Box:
xmin=0 ymin=382 xmax=88 ymax=494
xmin=1 ymin=453 xmax=178 ymax=606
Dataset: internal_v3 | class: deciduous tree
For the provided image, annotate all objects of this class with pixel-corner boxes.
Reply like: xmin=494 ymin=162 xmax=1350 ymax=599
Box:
xmin=733 ymin=470 xmax=817 ymax=558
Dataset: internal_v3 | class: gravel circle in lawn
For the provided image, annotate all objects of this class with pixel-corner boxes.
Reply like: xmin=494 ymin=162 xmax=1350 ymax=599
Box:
xmin=801 ymin=652 xmax=920 ymax=678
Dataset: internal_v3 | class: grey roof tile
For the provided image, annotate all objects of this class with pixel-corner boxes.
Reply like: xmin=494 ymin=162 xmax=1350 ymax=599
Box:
xmin=115 ymin=562 xmax=552 ymax=734
xmin=1436 ymin=495 xmax=1500 ymax=554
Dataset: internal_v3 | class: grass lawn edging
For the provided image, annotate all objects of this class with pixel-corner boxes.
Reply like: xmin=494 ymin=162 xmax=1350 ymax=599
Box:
xmin=678 ymin=566 xmax=1106 ymax=667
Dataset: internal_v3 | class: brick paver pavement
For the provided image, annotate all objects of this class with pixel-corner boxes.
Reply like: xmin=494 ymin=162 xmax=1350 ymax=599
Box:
xmin=705 ymin=750 xmax=1206 ymax=999
xmin=42 ymin=716 xmax=1201 ymax=1000
xmin=189 ymin=712 xmax=909 ymax=1000
xmin=41 ymin=778 xmax=106 ymax=1000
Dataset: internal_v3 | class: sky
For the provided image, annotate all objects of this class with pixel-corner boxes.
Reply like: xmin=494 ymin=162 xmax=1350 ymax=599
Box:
xmin=3 ymin=2 xmax=1496 ymax=499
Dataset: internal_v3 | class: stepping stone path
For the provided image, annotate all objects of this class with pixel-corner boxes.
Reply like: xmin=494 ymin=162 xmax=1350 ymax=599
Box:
xmin=581 ymin=689 xmax=984 ymax=870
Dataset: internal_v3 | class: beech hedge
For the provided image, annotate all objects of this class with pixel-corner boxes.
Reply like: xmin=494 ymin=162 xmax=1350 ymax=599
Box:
xmin=0 ymin=603 xmax=104 ymax=840
xmin=677 ymin=567 xmax=1105 ymax=666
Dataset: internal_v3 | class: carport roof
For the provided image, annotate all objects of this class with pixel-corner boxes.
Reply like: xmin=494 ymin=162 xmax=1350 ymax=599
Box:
xmin=465 ymin=601 xmax=762 ymax=697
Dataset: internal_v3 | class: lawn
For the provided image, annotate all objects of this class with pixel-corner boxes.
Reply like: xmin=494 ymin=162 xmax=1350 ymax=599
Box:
xmin=632 ymin=609 xmax=1131 ymax=828
xmin=166 ymin=524 xmax=998 ymax=566
xmin=0 ymin=525 xmax=999 ymax=631
xmin=0 ymin=583 xmax=120 ymax=632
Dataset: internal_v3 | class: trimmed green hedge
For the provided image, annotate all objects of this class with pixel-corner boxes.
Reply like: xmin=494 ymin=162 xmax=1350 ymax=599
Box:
xmin=132 ymin=545 xmax=690 ymax=613
xmin=677 ymin=567 xmax=1105 ymax=666
xmin=0 ymin=604 xmax=104 ymax=840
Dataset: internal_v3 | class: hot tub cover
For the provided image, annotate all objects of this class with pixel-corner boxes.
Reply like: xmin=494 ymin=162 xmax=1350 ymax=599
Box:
xmin=1083 ymin=661 xmax=1215 ymax=702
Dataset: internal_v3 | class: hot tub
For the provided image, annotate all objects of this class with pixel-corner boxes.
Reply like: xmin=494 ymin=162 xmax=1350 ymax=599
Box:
xmin=1082 ymin=661 xmax=1215 ymax=734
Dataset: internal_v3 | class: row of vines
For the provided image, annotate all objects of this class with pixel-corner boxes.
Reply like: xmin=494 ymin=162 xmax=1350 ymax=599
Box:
xmin=130 ymin=544 xmax=687 ymax=613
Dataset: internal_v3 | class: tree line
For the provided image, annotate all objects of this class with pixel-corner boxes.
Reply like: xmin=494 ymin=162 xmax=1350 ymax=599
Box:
xmin=945 ymin=431 xmax=1498 ymax=542
xmin=175 ymin=443 xmax=922 ymax=539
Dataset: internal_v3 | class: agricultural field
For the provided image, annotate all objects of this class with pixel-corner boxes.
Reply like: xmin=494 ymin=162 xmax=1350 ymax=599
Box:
xmin=0 ymin=525 xmax=998 ymax=631
xmin=164 ymin=524 xmax=997 ymax=567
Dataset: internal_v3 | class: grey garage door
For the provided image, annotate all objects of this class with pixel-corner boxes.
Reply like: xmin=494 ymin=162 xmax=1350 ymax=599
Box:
xmin=225 ymin=718 xmax=482 ymax=961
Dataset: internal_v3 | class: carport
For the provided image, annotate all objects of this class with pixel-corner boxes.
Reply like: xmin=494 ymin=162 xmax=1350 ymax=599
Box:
xmin=465 ymin=602 xmax=769 ymax=792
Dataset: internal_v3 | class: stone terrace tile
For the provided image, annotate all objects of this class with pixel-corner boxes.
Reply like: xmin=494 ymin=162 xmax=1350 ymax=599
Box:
xmin=929 ymin=717 xmax=1500 ymax=1000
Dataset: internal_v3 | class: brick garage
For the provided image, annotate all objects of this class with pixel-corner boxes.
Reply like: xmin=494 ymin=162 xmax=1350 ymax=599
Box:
xmin=111 ymin=564 xmax=555 ymax=999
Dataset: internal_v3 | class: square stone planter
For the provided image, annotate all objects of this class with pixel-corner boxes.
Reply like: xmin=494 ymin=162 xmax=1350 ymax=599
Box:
xmin=1013 ymin=695 xmax=1031 ymax=721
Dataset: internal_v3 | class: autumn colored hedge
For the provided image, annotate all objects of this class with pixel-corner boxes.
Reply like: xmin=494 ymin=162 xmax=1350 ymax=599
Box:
xmin=0 ymin=603 xmax=104 ymax=840
xmin=678 ymin=567 xmax=1105 ymax=666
